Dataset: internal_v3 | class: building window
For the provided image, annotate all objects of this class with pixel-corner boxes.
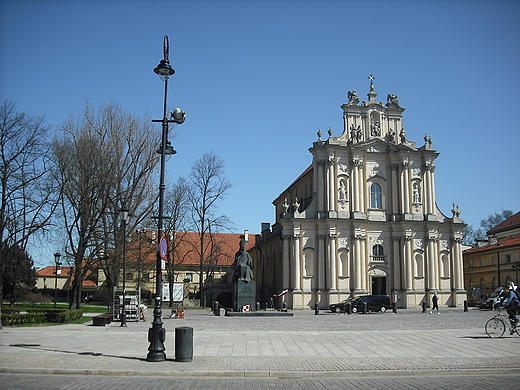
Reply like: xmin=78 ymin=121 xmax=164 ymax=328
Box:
xmin=505 ymin=254 xmax=511 ymax=264
xmin=372 ymin=244 xmax=385 ymax=262
xmin=126 ymin=272 xmax=134 ymax=281
xmin=479 ymin=258 xmax=484 ymax=267
xmin=469 ymin=260 xmax=473 ymax=268
xmin=370 ymin=183 xmax=382 ymax=209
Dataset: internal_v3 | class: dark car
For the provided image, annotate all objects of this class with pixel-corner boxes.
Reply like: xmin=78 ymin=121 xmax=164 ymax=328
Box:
xmin=330 ymin=295 xmax=391 ymax=313
xmin=329 ymin=298 xmax=354 ymax=313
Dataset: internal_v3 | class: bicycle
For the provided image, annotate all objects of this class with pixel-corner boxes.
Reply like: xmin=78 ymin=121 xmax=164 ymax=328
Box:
xmin=485 ymin=308 xmax=519 ymax=338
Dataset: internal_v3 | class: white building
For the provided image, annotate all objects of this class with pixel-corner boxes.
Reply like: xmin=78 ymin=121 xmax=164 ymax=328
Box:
xmin=253 ymin=81 xmax=466 ymax=309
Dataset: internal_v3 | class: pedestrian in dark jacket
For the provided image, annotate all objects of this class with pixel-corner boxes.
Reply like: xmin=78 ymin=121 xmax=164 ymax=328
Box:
xmin=430 ymin=292 xmax=440 ymax=314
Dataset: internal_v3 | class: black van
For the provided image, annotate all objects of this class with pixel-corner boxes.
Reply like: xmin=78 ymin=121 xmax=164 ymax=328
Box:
xmin=350 ymin=295 xmax=391 ymax=313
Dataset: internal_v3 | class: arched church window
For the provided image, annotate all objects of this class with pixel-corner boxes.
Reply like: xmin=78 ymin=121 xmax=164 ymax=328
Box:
xmin=372 ymin=244 xmax=384 ymax=262
xmin=370 ymin=183 xmax=382 ymax=209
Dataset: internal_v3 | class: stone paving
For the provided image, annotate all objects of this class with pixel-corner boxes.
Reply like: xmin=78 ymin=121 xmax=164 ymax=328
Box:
xmin=0 ymin=307 xmax=519 ymax=381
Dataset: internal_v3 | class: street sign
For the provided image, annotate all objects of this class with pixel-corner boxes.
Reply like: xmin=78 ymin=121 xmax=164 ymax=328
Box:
xmin=159 ymin=236 xmax=167 ymax=259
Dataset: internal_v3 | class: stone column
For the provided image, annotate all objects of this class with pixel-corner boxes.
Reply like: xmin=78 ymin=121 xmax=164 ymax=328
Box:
xmin=401 ymin=161 xmax=410 ymax=214
xmin=328 ymin=233 xmax=338 ymax=291
xmin=404 ymin=236 xmax=413 ymax=291
xmin=426 ymin=236 xmax=437 ymax=291
xmin=390 ymin=164 xmax=400 ymax=216
xmin=316 ymin=159 xmax=325 ymax=214
xmin=293 ymin=233 xmax=301 ymax=292
xmin=327 ymin=157 xmax=336 ymax=214
xmin=452 ymin=237 xmax=464 ymax=290
xmin=318 ymin=234 xmax=326 ymax=291
xmin=423 ymin=162 xmax=436 ymax=215
xmin=282 ymin=234 xmax=291 ymax=290
xmin=352 ymin=159 xmax=360 ymax=213
xmin=352 ymin=234 xmax=362 ymax=292
xmin=392 ymin=236 xmax=401 ymax=292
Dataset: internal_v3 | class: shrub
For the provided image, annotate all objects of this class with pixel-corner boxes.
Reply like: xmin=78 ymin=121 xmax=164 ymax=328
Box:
xmin=1 ymin=308 xmax=83 ymax=326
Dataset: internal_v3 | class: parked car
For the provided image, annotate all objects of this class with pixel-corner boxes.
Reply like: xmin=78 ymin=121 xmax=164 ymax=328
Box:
xmin=329 ymin=298 xmax=354 ymax=313
xmin=329 ymin=295 xmax=392 ymax=313
xmin=478 ymin=288 xmax=504 ymax=310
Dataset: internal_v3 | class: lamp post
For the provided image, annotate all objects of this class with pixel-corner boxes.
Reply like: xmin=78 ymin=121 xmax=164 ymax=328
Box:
xmin=119 ymin=205 xmax=129 ymax=327
xmin=53 ymin=252 xmax=62 ymax=309
xmin=147 ymin=35 xmax=185 ymax=362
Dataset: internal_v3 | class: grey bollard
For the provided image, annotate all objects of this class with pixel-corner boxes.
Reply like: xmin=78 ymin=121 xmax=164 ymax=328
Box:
xmin=175 ymin=326 xmax=193 ymax=362
xmin=314 ymin=303 xmax=319 ymax=315
xmin=256 ymin=302 xmax=260 ymax=311
xmin=346 ymin=302 xmax=352 ymax=315
xmin=464 ymin=300 xmax=468 ymax=312
xmin=392 ymin=301 xmax=397 ymax=314
xmin=214 ymin=301 xmax=220 ymax=316
xmin=362 ymin=301 xmax=367 ymax=314
xmin=422 ymin=301 xmax=427 ymax=313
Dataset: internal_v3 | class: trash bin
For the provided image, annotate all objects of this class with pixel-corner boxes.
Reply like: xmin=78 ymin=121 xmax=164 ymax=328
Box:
xmin=175 ymin=326 xmax=193 ymax=362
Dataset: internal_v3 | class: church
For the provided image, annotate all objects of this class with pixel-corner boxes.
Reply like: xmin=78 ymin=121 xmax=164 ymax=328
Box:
xmin=252 ymin=79 xmax=466 ymax=309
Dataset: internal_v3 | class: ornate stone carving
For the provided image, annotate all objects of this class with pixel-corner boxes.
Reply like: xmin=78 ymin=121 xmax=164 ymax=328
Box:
xmin=347 ymin=90 xmax=361 ymax=105
xmin=423 ymin=161 xmax=436 ymax=172
xmin=353 ymin=158 xmax=364 ymax=168
xmin=451 ymin=203 xmax=461 ymax=218
xmin=370 ymin=121 xmax=381 ymax=137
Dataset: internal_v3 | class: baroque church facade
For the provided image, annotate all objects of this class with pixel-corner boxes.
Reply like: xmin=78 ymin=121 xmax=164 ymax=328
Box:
xmin=252 ymin=81 xmax=466 ymax=309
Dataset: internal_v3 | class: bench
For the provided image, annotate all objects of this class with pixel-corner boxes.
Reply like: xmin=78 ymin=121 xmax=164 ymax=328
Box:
xmin=92 ymin=313 xmax=113 ymax=326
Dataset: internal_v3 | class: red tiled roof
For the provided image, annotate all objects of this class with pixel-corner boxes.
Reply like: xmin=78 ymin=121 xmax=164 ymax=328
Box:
xmin=487 ymin=211 xmax=520 ymax=236
xmin=463 ymin=237 xmax=520 ymax=255
xmin=36 ymin=266 xmax=72 ymax=277
xmin=36 ymin=266 xmax=96 ymax=288
xmin=131 ymin=232 xmax=256 ymax=267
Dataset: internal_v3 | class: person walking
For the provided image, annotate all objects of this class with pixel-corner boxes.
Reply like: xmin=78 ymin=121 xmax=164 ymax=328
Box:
xmin=430 ymin=292 xmax=440 ymax=314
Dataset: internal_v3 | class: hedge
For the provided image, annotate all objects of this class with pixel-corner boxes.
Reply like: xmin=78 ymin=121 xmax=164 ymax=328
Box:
xmin=1 ymin=309 xmax=83 ymax=326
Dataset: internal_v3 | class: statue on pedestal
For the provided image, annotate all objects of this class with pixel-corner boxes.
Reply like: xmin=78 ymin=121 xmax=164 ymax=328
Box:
xmin=233 ymin=235 xmax=253 ymax=283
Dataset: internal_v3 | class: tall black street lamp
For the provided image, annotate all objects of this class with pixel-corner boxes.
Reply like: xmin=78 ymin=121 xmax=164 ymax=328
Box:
xmin=119 ymin=205 xmax=129 ymax=327
xmin=147 ymin=35 xmax=185 ymax=362
xmin=53 ymin=252 xmax=62 ymax=309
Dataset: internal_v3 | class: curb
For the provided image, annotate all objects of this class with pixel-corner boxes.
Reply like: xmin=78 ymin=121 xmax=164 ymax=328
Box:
xmin=1 ymin=367 xmax=519 ymax=378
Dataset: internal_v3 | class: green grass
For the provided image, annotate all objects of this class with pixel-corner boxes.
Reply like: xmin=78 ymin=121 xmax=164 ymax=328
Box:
xmin=2 ymin=303 xmax=108 ymax=313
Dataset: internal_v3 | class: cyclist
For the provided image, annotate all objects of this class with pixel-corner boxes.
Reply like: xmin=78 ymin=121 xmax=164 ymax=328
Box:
xmin=500 ymin=285 xmax=519 ymax=328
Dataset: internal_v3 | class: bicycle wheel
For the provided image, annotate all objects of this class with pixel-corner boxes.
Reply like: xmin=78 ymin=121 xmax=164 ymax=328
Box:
xmin=485 ymin=317 xmax=506 ymax=338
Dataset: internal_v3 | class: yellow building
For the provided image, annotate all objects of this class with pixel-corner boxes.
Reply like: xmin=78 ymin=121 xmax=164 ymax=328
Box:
xmin=463 ymin=211 xmax=520 ymax=306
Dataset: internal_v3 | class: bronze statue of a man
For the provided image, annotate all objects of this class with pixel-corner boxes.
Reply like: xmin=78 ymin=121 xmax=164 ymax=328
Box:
xmin=233 ymin=235 xmax=253 ymax=283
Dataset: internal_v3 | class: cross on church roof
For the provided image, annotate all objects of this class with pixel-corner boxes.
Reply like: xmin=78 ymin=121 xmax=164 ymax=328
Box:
xmin=368 ymin=74 xmax=375 ymax=91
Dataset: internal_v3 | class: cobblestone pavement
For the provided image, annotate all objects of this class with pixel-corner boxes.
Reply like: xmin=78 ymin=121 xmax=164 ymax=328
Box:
xmin=0 ymin=307 xmax=519 ymax=387
xmin=1 ymin=373 xmax=519 ymax=390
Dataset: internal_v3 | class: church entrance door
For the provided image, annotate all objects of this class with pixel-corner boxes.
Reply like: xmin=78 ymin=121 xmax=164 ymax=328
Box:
xmin=371 ymin=276 xmax=387 ymax=295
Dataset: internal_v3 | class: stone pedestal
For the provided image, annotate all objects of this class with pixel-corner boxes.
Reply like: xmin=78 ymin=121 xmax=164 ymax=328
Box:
xmin=233 ymin=281 xmax=256 ymax=312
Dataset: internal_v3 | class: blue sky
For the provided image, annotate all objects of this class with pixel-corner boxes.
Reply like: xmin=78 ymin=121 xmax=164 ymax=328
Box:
xmin=1 ymin=0 xmax=519 ymax=267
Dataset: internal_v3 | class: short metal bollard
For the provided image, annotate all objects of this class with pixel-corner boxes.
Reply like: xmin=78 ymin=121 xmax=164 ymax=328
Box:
xmin=213 ymin=301 xmax=220 ymax=316
xmin=346 ymin=302 xmax=352 ymax=315
xmin=314 ymin=303 xmax=319 ymax=315
xmin=175 ymin=326 xmax=193 ymax=362
xmin=362 ymin=301 xmax=367 ymax=314
xmin=464 ymin=300 xmax=468 ymax=312
xmin=422 ymin=301 xmax=427 ymax=313
xmin=392 ymin=301 xmax=397 ymax=314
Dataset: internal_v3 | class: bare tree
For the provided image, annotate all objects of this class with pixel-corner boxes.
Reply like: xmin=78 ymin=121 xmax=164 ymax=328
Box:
xmin=53 ymin=102 xmax=159 ymax=309
xmin=163 ymin=177 xmax=191 ymax=306
xmin=0 ymin=100 xmax=56 ymax=324
xmin=188 ymin=151 xmax=232 ymax=307
xmin=463 ymin=209 xmax=514 ymax=246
